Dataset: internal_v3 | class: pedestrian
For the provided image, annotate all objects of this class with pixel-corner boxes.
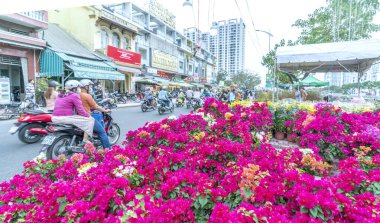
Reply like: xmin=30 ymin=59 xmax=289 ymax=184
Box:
xmin=25 ymin=79 xmax=35 ymax=101
xmin=228 ymin=89 xmax=236 ymax=103
xmin=301 ymin=88 xmax=308 ymax=101
xmin=236 ymin=90 xmax=242 ymax=101
xmin=295 ymin=88 xmax=302 ymax=102
xmin=44 ymin=80 xmax=59 ymax=111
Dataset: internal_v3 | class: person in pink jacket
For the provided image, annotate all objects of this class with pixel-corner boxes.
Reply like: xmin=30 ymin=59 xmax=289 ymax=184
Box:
xmin=52 ymin=80 xmax=94 ymax=143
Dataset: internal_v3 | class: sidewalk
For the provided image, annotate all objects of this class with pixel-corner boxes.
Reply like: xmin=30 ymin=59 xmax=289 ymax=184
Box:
xmin=117 ymin=102 xmax=141 ymax=108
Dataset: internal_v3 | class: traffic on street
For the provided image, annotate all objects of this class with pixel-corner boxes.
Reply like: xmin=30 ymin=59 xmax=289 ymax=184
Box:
xmin=0 ymin=105 xmax=190 ymax=182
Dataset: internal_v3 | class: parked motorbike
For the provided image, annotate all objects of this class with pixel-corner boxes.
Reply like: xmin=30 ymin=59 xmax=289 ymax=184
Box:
xmin=158 ymin=99 xmax=174 ymax=115
xmin=0 ymin=96 xmax=39 ymax=120
xmin=110 ymin=91 xmax=126 ymax=104
xmin=9 ymin=110 xmax=52 ymax=144
xmin=141 ymin=97 xmax=157 ymax=112
xmin=125 ymin=92 xmax=140 ymax=102
xmin=41 ymin=111 xmax=120 ymax=160
xmin=175 ymin=97 xmax=185 ymax=107
xmin=186 ymin=97 xmax=192 ymax=109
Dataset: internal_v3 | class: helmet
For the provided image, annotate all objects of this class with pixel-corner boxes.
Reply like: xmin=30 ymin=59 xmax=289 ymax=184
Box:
xmin=48 ymin=80 xmax=59 ymax=87
xmin=65 ymin=80 xmax=82 ymax=89
xmin=79 ymin=79 xmax=94 ymax=87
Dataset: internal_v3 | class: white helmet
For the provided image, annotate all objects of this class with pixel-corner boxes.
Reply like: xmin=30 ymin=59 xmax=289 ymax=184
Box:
xmin=80 ymin=79 xmax=94 ymax=87
xmin=65 ymin=80 xmax=82 ymax=90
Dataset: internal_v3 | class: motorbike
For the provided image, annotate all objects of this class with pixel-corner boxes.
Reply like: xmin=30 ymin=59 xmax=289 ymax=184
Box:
xmin=141 ymin=97 xmax=157 ymax=112
xmin=9 ymin=110 xmax=52 ymax=144
xmin=175 ymin=97 xmax=185 ymax=107
xmin=158 ymin=99 xmax=174 ymax=115
xmin=125 ymin=92 xmax=140 ymax=102
xmin=186 ymin=97 xmax=192 ymax=109
xmin=110 ymin=92 xmax=126 ymax=104
xmin=41 ymin=111 xmax=120 ymax=160
xmin=0 ymin=96 xmax=39 ymax=120
xmin=191 ymin=98 xmax=203 ymax=111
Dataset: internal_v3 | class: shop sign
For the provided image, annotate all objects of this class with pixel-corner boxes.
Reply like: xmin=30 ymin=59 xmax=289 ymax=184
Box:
xmin=107 ymin=45 xmax=141 ymax=66
xmin=152 ymin=50 xmax=178 ymax=72
xmin=157 ymin=70 xmax=174 ymax=79
xmin=147 ymin=1 xmax=175 ymax=28
xmin=147 ymin=67 xmax=157 ymax=74
xmin=101 ymin=11 xmax=138 ymax=32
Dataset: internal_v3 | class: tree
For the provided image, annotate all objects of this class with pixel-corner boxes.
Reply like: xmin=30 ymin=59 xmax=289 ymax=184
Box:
xmin=293 ymin=0 xmax=380 ymax=44
xmin=230 ymin=70 xmax=261 ymax=89
xmin=216 ymin=70 xmax=228 ymax=85
xmin=261 ymin=39 xmax=305 ymax=84
xmin=261 ymin=0 xmax=380 ymax=85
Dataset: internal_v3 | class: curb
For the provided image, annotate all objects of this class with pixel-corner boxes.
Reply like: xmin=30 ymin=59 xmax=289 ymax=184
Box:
xmin=117 ymin=103 xmax=141 ymax=108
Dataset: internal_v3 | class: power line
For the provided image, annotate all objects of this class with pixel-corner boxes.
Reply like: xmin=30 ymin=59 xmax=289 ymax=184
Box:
xmin=232 ymin=0 xmax=263 ymax=56
xmin=244 ymin=0 xmax=264 ymax=52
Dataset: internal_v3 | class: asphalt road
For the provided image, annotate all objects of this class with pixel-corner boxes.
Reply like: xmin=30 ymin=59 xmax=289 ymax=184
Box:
xmin=0 ymin=105 xmax=191 ymax=182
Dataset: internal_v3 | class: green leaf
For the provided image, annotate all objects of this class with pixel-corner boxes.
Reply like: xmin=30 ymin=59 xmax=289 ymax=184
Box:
xmin=300 ymin=206 xmax=308 ymax=213
xmin=126 ymin=201 xmax=135 ymax=207
xmin=126 ymin=210 xmax=137 ymax=218
xmin=310 ymin=206 xmax=318 ymax=218
xmin=58 ymin=202 xmax=68 ymax=215
xmin=135 ymin=194 xmax=144 ymax=200
xmin=252 ymin=214 xmax=259 ymax=223
xmin=155 ymin=191 xmax=162 ymax=199
xmin=198 ymin=196 xmax=208 ymax=208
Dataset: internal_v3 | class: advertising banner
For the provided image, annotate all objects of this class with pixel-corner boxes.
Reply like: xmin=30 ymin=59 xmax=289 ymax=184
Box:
xmin=152 ymin=50 xmax=178 ymax=72
xmin=107 ymin=45 xmax=141 ymax=66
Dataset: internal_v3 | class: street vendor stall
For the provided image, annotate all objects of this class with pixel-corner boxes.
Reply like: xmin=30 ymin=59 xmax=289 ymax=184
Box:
xmin=276 ymin=39 xmax=380 ymax=96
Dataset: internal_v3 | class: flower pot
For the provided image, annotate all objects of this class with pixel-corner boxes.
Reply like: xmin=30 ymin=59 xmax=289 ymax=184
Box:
xmin=274 ymin=132 xmax=285 ymax=140
xmin=287 ymin=134 xmax=296 ymax=143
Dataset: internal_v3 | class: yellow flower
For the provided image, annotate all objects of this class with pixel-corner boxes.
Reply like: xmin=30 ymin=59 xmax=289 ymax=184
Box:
xmin=225 ymin=112 xmax=234 ymax=120
xmin=160 ymin=124 xmax=169 ymax=129
xmin=241 ymin=112 xmax=247 ymax=118
xmin=211 ymin=102 xmax=218 ymax=108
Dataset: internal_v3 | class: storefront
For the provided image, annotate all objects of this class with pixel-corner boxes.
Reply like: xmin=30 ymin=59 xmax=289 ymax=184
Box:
xmin=0 ymin=43 xmax=44 ymax=102
xmin=106 ymin=45 xmax=141 ymax=93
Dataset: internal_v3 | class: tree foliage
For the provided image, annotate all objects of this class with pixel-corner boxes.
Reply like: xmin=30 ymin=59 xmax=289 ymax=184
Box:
xmin=262 ymin=0 xmax=380 ymax=84
xmin=230 ymin=70 xmax=261 ymax=89
xmin=293 ymin=0 xmax=380 ymax=44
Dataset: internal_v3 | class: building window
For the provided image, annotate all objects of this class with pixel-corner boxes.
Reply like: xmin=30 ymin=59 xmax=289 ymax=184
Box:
xmin=101 ymin=29 xmax=108 ymax=48
xmin=112 ymin=33 xmax=120 ymax=48
xmin=179 ymin=61 xmax=184 ymax=69
xmin=123 ymin=37 xmax=130 ymax=50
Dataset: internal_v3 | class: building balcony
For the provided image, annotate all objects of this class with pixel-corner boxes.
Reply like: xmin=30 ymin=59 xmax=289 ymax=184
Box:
xmin=0 ymin=11 xmax=48 ymax=30
xmin=0 ymin=29 xmax=46 ymax=49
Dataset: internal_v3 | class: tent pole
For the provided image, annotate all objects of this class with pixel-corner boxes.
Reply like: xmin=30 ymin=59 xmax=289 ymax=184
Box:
xmin=273 ymin=58 xmax=276 ymax=102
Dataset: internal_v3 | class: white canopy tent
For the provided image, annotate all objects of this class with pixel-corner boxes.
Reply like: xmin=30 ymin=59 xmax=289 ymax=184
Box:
xmin=276 ymin=39 xmax=380 ymax=74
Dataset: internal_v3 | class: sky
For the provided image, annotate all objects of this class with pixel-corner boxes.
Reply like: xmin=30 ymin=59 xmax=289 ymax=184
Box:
xmin=131 ymin=0 xmax=380 ymax=84
xmin=1 ymin=0 xmax=379 ymax=84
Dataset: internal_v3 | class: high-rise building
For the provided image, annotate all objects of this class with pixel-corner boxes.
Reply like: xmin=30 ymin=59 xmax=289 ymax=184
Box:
xmin=185 ymin=19 xmax=245 ymax=76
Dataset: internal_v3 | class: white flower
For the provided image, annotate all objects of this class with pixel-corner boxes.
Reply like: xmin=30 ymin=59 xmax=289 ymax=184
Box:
xmin=300 ymin=148 xmax=313 ymax=154
xmin=77 ymin=163 xmax=97 ymax=176
xmin=33 ymin=152 xmax=46 ymax=162
xmin=168 ymin=115 xmax=177 ymax=120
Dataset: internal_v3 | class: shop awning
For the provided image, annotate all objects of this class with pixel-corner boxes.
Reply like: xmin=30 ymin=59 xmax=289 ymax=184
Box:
xmin=191 ymin=83 xmax=204 ymax=88
xmin=40 ymin=49 xmax=125 ymax=80
xmin=170 ymin=81 xmax=193 ymax=87
xmin=134 ymin=76 xmax=158 ymax=84
xmin=117 ymin=65 xmax=142 ymax=74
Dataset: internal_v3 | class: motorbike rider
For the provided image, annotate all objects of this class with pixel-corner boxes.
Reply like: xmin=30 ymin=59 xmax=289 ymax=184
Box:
xmin=44 ymin=80 xmax=60 ymax=112
xmin=52 ymin=80 xmax=94 ymax=146
xmin=144 ymin=87 xmax=153 ymax=106
xmin=177 ymin=90 xmax=186 ymax=105
xmin=79 ymin=79 xmax=111 ymax=149
xmin=186 ymin=88 xmax=194 ymax=102
xmin=158 ymin=86 xmax=171 ymax=108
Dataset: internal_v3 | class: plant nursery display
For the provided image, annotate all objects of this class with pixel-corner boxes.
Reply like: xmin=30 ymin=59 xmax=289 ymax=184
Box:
xmin=0 ymin=98 xmax=379 ymax=222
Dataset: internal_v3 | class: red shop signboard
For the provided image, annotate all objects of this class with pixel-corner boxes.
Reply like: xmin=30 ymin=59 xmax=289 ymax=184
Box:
xmin=107 ymin=45 xmax=141 ymax=66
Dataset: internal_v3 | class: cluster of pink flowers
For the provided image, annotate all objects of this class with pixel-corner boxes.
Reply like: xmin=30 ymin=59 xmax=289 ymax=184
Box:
xmin=1 ymin=99 xmax=379 ymax=222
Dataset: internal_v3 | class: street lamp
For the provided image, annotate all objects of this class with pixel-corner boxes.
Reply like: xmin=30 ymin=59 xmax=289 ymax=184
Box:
xmin=183 ymin=0 xmax=192 ymax=7
xmin=256 ymin=29 xmax=274 ymax=101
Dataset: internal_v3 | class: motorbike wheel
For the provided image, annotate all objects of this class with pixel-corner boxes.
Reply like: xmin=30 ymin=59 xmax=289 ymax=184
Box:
xmin=158 ymin=107 xmax=164 ymax=115
xmin=18 ymin=123 xmax=44 ymax=144
xmin=170 ymin=104 xmax=174 ymax=113
xmin=118 ymin=98 xmax=127 ymax=104
xmin=46 ymin=135 xmax=75 ymax=160
xmin=141 ymin=103 xmax=148 ymax=112
xmin=108 ymin=123 xmax=120 ymax=145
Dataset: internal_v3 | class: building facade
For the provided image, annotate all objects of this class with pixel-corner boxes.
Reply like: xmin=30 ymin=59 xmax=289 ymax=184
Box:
xmin=49 ymin=6 xmax=140 ymax=92
xmin=324 ymin=63 xmax=380 ymax=87
xmin=186 ymin=18 xmax=245 ymax=76
xmin=0 ymin=11 xmax=47 ymax=102
xmin=105 ymin=1 xmax=216 ymax=91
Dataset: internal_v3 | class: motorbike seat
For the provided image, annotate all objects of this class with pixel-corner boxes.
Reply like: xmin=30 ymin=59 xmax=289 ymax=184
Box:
xmin=26 ymin=110 xmax=51 ymax=115
xmin=8 ymin=102 xmax=22 ymax=107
